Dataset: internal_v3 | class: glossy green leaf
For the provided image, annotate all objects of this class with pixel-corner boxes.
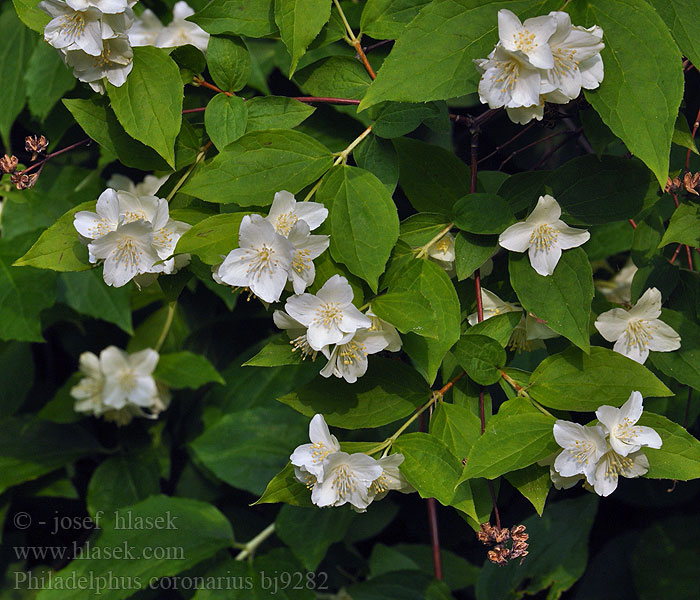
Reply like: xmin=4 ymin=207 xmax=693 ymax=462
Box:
xmin=175 ymin=212 xmax=249 ymax=265
xmin=649 ymin=309 xmax=700 ymax=391
xmin=509 ymin=248 xmax=593 ymax=352
xmin=204 ymin=94 xmax=248 ymax=151
xmin=181 ymin=129 xmax=333 ymax=205
xmin=0 ymin=341 xmax=34 ymax=418
xmin=659 ymin=202 xmax=700 ymax=248
xmin=188 ymin=0 xmax=277 ymax=37
xmin=452 ymin=193 xmax=515 ymax=234
xmin=370 ymin=291 xmax=438 ymax=338
xmin=672 ymin=113 xmax=699 ymax=154
xmin=154 ymin=351 xmax=224 ymax=389
xmin=529 ymin=346 xmax=673 ymax=410
xmin=245 ymin=95 xmax=315 ymax=131
xmin=353 ymin=134 xmax=400 ymax=193
xmin=371 ymin=102 xmax=444 ymax=138
xmin=504 ymin=464 xmax=550 ymax=516
xmin=451 ymin=334 xmax=505 ymax=386
xmin=107 ymin=47 xmax=183 ymax=168
xmin=650 ymin=0 xmax=700 ymax=71
xmin=12 ymin=0 xmax=49 ymax=32
xmin=206 ymin=34 xmax=250 ymax=91
xmin=638 ymin=412 xmax=700 ymax=480
xmin=398 ymin=213 xmax=450 ymax=247
xmin=429 ymin=402 xmax=482 ymax=459
xmin=278 ymin=357 xmax=429 ymax=429
xmin=294 ymin=56 xmax=372 ymax=100
xmin=275 ymin=0 xmax=331 ymax=75
xmin=465 ymin=311 xmax=521 ymax=348
xmin=244 ymin=335 xmax=305 ymax=367
xmin=254 ymin=462 xmax=314 ymax=507
xmin=317 ymin=165 xmax=399 ymax=291
xmin=454 ymin=232 xmax=498 ymax=281
xmin=24 ymin=41 xmax=75 ymax=121
xmin=360 ymin=0 xmax=432 ymax=38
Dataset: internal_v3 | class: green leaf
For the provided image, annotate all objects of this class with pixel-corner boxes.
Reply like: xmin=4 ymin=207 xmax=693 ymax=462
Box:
xmin=638 ymin=412 xmax=700 ymax=480
xmin=672 ymin=113 xmax=699 ymax=154
xmin=550 ymin=155 xmax=651 ymax=224
xmin=0 ymin=417 xmax=102 ymax=495
xmin=452 ymin=193 xmax=515 ymax=234
xmin=504 ymin=464 xmax=550 ymax=516
xmin=1 ymin=233 xmax=57 ymax=342
xmin=388 ymin=259 xmax=461 ymax=384
xmin=182 ymin=129 xmax=333 ymax=205
xmin=35 ymin=496 xmax=234 ymax=600
xmin=509 ymin=248 xmax=594 ymax=352
xmin=429 ymin=402 xmax=482 ymax=459
xmin=317 ymin=165 xmax=399 ymax=291
xmin=107 ymin=47 xmax=183 ymax=168
xmin=360 ymin=0 xmax=432 ymax=39
xmin=190 ymin=404 xmax=307 ymax=494
xmin=454 ymin=232 xmax=498 ymax=281
xmin=254 ymin=462 xmax=313 ymax=507
xmin=650 ymin=0 xmax=700 ymax=70
xmin=353 ymin=134 xmax=399 ymax=193
xmin=459 ymin=410 xmax=557 ymax=481
xmin=12 ymin=0 xmax=49 ymax=32
xmin=294 ymin=56 xmax=372 ymax=100
xmin=0 ymin=9 xmax=36 ymax=146
xmin=574 ymin=0 xmax=684 ymax=187
xmin=275 ymin=0 xmax=331 ymax=75
xmin=649 ymin=309 xmax=700 ymax=391
xmin=659 ymin=202 xmax=700 ymax=247
xmin=154 ymin=351 xmax=224 ymax=389
xmin=57 ymin=270 xmax=133 ymax=334
xmin=246 ymin=95 xmax=315 ymax=131
xmin=86 ymin=448 xmax=161 ymax=517
xmin=244 ymin=334 xmax=305 ymax=367
xmin=370 ymin=291 xmax=438 ymax=338
xmin=528 ymin=346 xmax=672 ymax=411
xmin=399 ymin=213 xmax=450 ymax=247
xmin=451 ymin=334 xmax=505 ymax=386
xmin=358 ymin=0 xmax=553 ymax=111
xmin=14 ymin=200 xmax=94 ymax=272
xmin=309 ymin=251 xmax=366 ymax=303
xmin=276 ymin=504 xmax=354 ymax=571
xmin=278 ymin=357 xmax=429 ymax=429
xmin=204 ymin=94 xmax=248 ymax=151
xmin=393 ymin=137 xmax=469 ymax=214
xmin=465 ymin=311 xmax=521 ymax=348
xmin=188 ymin=0 xmax=277 ymax=37
xmin=0 ymin=341 xmax=34 ymax=418
xmin=175 ymin=212 xmax=249 ymax=264
xmin=371 ymin=102 xmax=444 ymax=138
xmin=63 ymin=98 xmax=170 ymax=170
xmin=206 ymin=34 xmax=250 ymax=91
xmin=24 ymin=41 xmax=75 ymax=121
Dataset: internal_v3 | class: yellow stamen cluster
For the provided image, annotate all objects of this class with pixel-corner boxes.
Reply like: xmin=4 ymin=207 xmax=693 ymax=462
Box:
xmin=313 ymin=302 xmax=342 ymax=330
xmin=530 ymin=223 xmax=558 ymax=251
xmin=513 ymin=29 xmax=539 ymax=53
xmin=624 ymin=319 xmax=656 ymax=353
xmin=59 ymin=13 xmax=86 ymax=40
xmin=274 ymin=211 xmax=298 ymax=236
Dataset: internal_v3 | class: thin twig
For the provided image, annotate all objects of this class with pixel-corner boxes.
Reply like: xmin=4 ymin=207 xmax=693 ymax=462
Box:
xmin=499 ymin=129 xmax=572 ymax=170
xmin=478 ymin=122 xmax=536 ymax=164
xmin=529 ymin=131 xmax=580 ymax=170
xmin=21 ymin=138 xmax=91 ymax=175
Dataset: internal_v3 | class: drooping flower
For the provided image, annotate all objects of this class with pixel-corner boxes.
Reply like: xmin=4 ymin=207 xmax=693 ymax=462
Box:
xmin=273 ymin=310 xmax=321 ymax=361
xmin=149 ymin=200 xmax=191 ymax=274
xmin=216 ymin=215 xmax=294 ymax=303
xmin=286 ymin=220 xmax=330 ymax=294
xmin=264 ymin=190 xmax=328 ymax=237
xmin=593 ymin=449 xmax=649 ymax=497
xmin=366 ymin=309 xmax=402 ymax=352
xmin=310 ymin=451 xmax=383 ymax=510
xmin=63 ymin=35 xmax=134 ymax=93
xmin=285 ymin=274 xmax=371 ymax=351
xmin=367 ymin=454 xmax=414 ymax=502
xmin=594 ymin=287 xmax=681 ymax=364
xmin=290 ymin=413 xmax=341 ymax=481
xmin=154 ymin=1 xmax=209 ymax=53
xmin=595 ymin=391 xmax=662 ymax=457
xmin=467 ymin=288 xmax=522 ymax=325
xmin=497 ymin=9 xmax=556 ymax=69
xmin=426 ymin=232 xmax=455 ymax=271
xmin=126 ymin=8 xmax=164 ymax=46
xmin=319 ymin=329 xmax=391 ymax=383
xmin=596 ymin=260 xmax=637 ymax=305
xmin=498 ymin=194 xmax=590 ymax=276
xmin=552 ymin=420 xmax=608 ymax=484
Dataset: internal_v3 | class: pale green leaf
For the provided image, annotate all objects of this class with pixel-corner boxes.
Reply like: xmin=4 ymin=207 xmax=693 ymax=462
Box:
xmin=188 ymin=0 xmax=277 ymax=37
xmin=659 ymin=202 xmax=700 ymax=248
xmin=154 ymin=351 xmax=224 ymax=389
xmin=206 ymin=34 xmax=250 ymax=91
xmin=204 ymin=94 xmax=248 ymax=151
xmin=275 ymin=0 xmax=332 ymax=75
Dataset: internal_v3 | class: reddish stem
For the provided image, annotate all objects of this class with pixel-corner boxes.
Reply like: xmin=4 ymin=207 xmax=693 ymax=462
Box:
xmin=629 ymin=219 xmax=637 ymax=229
xmin=686 ymin=105 xmax=700 ymax=171
xmin=21 ymin=138 xmax=91 ymax=175
xmin=291 ymin=96 xmax=361 ymax=105
xmin=182 ymin=107 xmax=206 ymax=114
xmin=670 ymin=244 xmax=683 ymax=264
xmin=353 ymin=40 xmax=376 ymax=80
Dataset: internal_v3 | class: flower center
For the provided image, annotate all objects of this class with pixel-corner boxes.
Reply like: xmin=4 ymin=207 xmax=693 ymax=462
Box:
xmin=613 ymin=418 xmax=643 ymax=445
xmin=245 ymin=244 xmax=278 ymax=279
xmin=513 ymin=29 xmax=539 ymax=54
xmin=87 ymin=218 xmax=114 ymax=239
xmin=530 ymin=224 xmax=558 ymax=251
xmin=309 ymin=441 xmax=332 ymax=464
xmin=292 ymin=248 xmax=311 ymax=273
xmin=601 ymin=451 xmax=634 ymax=478
xmin=300 ymin=470 xmax=316 ymax=490
xmin=313 ymin=302 xmax=342 ymax=329
xmin=274 ymin=211 xmax=298 ymax=236
xmin=553 ymin=47 xmax=578 ymax=75
xmin=59 ymin=13 xmax=86 ymax=41
xmin=508 ymin=324 xmax=531 ymax=353
xmin=153 ymin=227 xmax=174 ymax=249
xmin=331 ymin=464 xmax=357 ymax=498
xmin=116 ymin=368 xmax=135 ymax=390
xmin=290 ymin=334 xmax=317 ymax=360
xmin=340 ymin=341 xmax=367 ymax=367
xmin=624 ymin=319 xmax=656 ymax=352
xmin=565 ymin=439 xmax=596 ymax=466
xmin=493 ymin=59 xmax=520 ymax=92
xmin=370 ymin=473 xmax=390 ymax=495
xmin=114 ymin=237 xmax=143 ymax=268
xmin=94 ymin=47 xmax=113 ymax=68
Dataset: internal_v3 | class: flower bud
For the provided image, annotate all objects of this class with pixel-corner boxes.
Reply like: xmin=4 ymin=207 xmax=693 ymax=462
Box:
xmin=0 ymin=154 xmax=18 ymax=174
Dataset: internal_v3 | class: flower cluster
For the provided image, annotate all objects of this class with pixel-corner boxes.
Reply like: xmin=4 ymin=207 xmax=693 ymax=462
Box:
xmin=71 ymin=345 xmax=170 ymax=426
xmin=127 ymin=1 xmax=209 ymax=53
xmin=595 ymin=287 xmax=681 ymax=364
xmin=546 ymin=391 xmax=662 ymax=496
xmin=475 ymin=10 xmax=604 ymax=124
xmin=40 ymin=0 xmax=137 ymax=93
xmin=290 ymin=414 xmax=414 ymax=511
xmin=73 ymin=179 xmax=191 ymax=288
xmin=499 ymin=194 xmax=589 ymax=276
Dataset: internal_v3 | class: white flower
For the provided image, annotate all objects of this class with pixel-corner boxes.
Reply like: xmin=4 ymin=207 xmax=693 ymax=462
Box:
xmin=595 ymin=391 xmax=662 ymax=457
xmin=71 ymin=351 xmax=106 ymax=415
xmin=216 ymin=215 xmax=294 ymax=303
xmin=320 ymin=329 xmax=390 ymax=383
xmin=273 ymin=310 xmax=322 ymax=360
xmin=467 ymin=288 xmax=522 ymax=325
xmin=427 ymin=232 xmax=455 ymax=267
xmin=126 ymin=8 xmax=164 ymax=46
xmin=538 ymin=453 xmax=583 ymax=490
xmin=148 ymin=200 xmax=191 ymax=274
xmin=64 ymin=35 xmax=134 ymax=92
xmin=368 ymin=454 xmax=414 ymax=501
xmin=88 ymin=219 xmax=163 ymax=287
xmin=100 ymin=346 xmax=159 ymax=409
xmin=310 ymin=451 xmax=383 ymax=510
xmin=498 ymin=9 xmax=556 ymax=69
xmin=107 ymin=173 xmax=170 ymax=196
xmin=499 ymin=194 xmax=590 ymax=276
xmin=366 ymin=309 xmax=402 ymax=352
xmin=265 ymin=190 xmax=328 ymax=237
xmin=285 ymin=274 xmax=371 ymax=351
xmin=553 ymin=420 xmax=608 ymax=484
xmin=154 ymin=1 xmax=209 ymax=53
xmin=596 ymin=260 xmax=637 ymax=304
xmin=74 ymin=188 xmax=120 ymax=252
xmin=593 ymin=449 xmax=649 ymax=497
xmin=545 ymin=11 xmax=604 ymax=99
xmin=65 ymin=0 xmax=134 ymax=13
xmin=41 ymin=0 xmax=106 ymax=56
xmin=286 ymin=221 xmax=329 ymax=294
xmin=290 ymin=414 xmax=341 ymax=481
xmin=594 ymin=287 xmax=681 ymax=364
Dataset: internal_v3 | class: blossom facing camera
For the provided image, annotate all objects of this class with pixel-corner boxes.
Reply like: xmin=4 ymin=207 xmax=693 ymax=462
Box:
xmin=498 ymin=194 xmax=589 ymax=276
xmin=264 ymin=190 xmax=328 ymax=237
xmin=594 ymin=287 xmax=681 ymax=364
xmin=153 ymin=1 xmax=210 ymax=53
xmin=552 ymin=420 xmax=608 ymax=484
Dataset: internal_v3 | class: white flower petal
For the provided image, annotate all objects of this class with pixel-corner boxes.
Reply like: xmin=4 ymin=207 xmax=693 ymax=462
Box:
xmin=499 ymin=222 xmax=534 ymax=252
xmin=528 ymin=243 xmax=561 ymax=276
